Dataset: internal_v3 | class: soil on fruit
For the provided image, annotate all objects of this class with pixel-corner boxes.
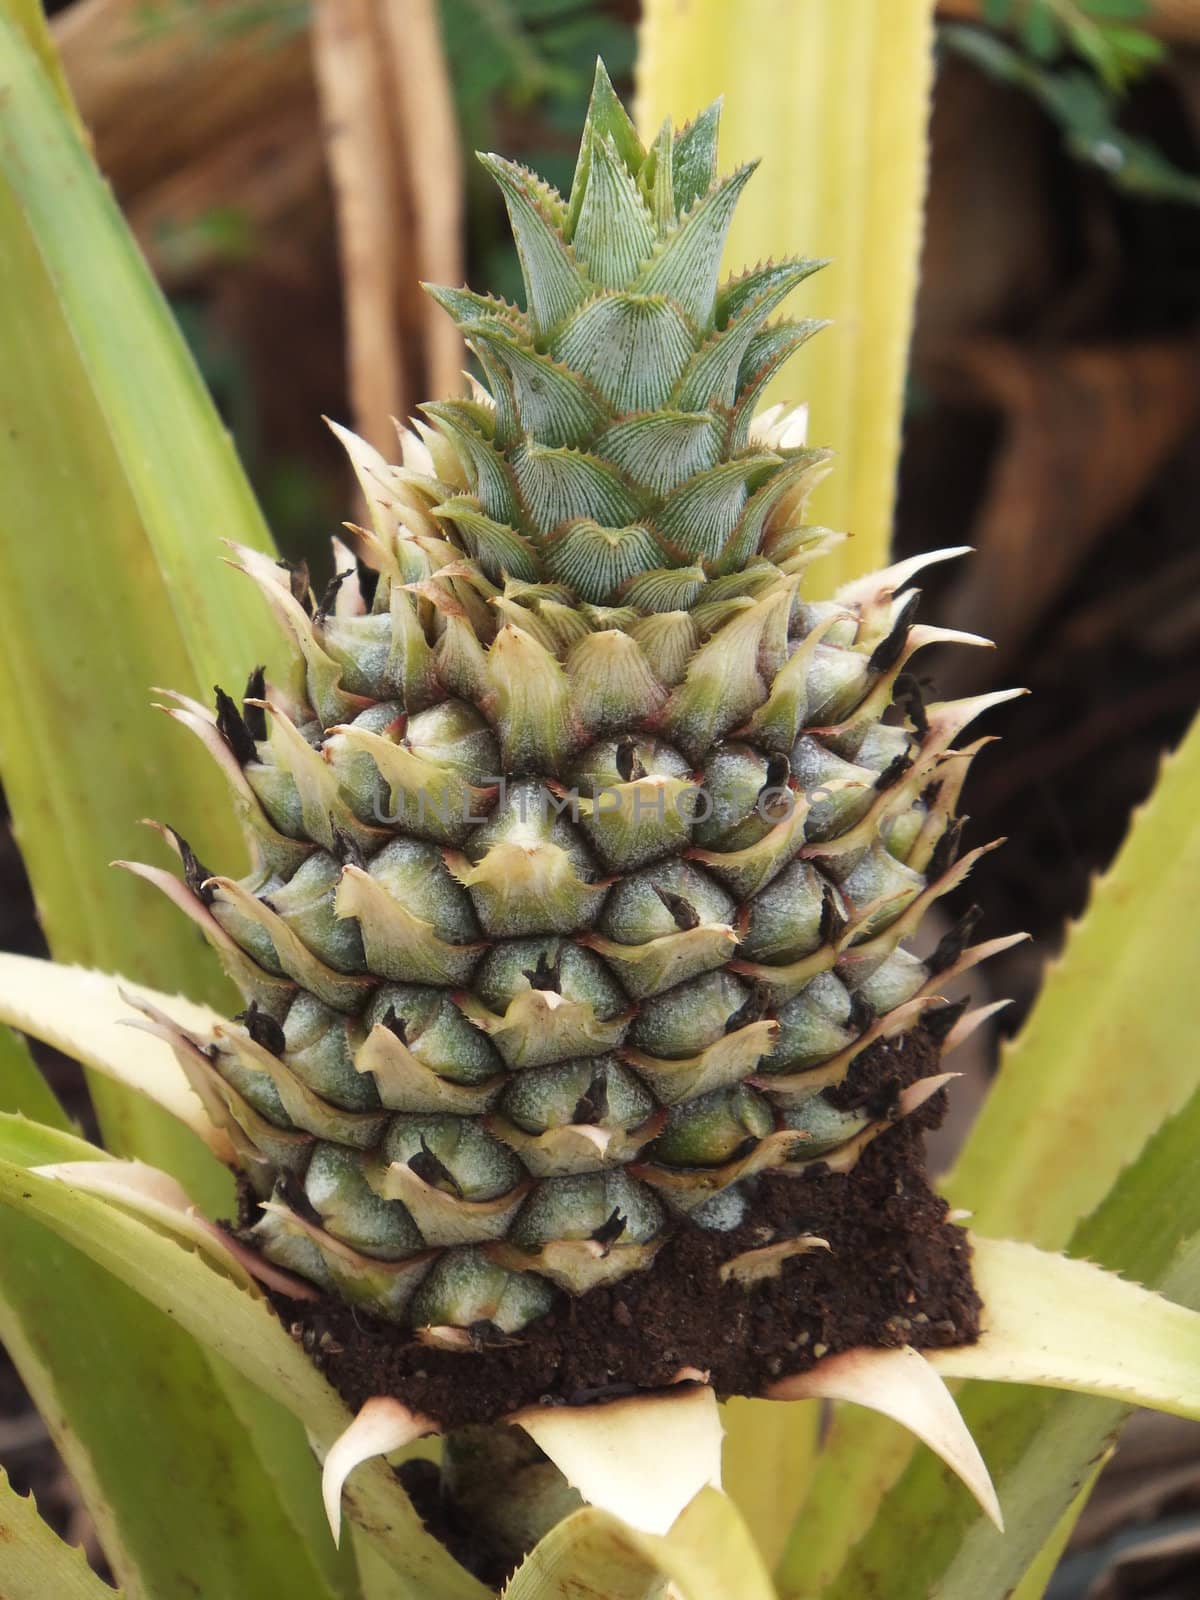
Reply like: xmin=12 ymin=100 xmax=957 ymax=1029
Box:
xmin=259 ymin=1022 xmax=980 ymax=1428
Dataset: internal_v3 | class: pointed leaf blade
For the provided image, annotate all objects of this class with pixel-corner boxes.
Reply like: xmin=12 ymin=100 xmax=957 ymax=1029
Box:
xmin=931 ymin=1237 xmax=1200 ymax=1418
xmin=0 ymin=1137 xmax=488 ymax=1600
xmin=778 ymin=710 xmax=1200 ymax=1593
xmin=812 ymin=1069 xmax=1200 ymax=1600
xmin=0 ymin=10 xmax=280 ymax=1199
xmin=512 ymin=1386 xmax=723 ymax=1537
xmin=945 ymin=713 xmax=1200 ymax=1246
xmin=1 ymin=0 xmax=75 ymax=119
xmin=0 ymin=955 xmax=228 ymax=1155
xmin=0 ymin=1112 xmax=348 ymax=1600
xmin=770 ymin=1345 xmax=1001 ymax=1529
xmin=0 ymin=1466 xmax=118 ymax=1600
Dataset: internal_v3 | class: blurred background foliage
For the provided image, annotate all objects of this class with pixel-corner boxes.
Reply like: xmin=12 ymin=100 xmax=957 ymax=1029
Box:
xmin=3 ymin=1 xmax=1200 ymax=1594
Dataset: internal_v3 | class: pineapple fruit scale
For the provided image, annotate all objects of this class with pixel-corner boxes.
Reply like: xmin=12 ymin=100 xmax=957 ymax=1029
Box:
xmin=142 ymin=63 xmax=1011 ymax=1368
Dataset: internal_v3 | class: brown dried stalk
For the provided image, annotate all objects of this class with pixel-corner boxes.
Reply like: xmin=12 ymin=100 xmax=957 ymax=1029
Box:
xmin=311 ymin=0 xmax=464 ymax=451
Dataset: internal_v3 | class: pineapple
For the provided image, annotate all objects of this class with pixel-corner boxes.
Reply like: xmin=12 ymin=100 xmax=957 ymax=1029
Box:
xmin=143 ymin=64 xmax=1009 ymax=1372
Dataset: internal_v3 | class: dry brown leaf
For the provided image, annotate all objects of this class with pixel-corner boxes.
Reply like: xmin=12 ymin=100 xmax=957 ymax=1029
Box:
xmin=311 ymin=0 xmax=464 ymax=451
xmin=379 ymin=0 xmax=465 ymax=402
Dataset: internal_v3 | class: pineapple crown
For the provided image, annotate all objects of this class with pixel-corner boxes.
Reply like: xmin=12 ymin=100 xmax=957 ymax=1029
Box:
xmin=417 ymin=58 xmax=830 ymax=609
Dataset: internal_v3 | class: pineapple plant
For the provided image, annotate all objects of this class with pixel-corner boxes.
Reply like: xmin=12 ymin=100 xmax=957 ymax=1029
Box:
xmin=129 ymin=61 xmax=1013 ymax=1440
xmin=3 ymin=22 xmax=1200 ymax=1598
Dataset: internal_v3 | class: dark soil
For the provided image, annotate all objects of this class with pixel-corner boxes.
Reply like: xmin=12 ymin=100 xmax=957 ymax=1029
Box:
xmin=264 ymin=1023 xmax=980 ymax=1429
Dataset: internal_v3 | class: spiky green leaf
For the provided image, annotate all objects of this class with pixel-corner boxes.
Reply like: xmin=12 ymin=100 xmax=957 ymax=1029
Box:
xmin=572 ymin=136 xmax=657 ymax=288
xmin=479 ymin=153 xmax=589 ymax=337
xmin=671 ymin=102 xmax=722 ymax=218
xmin=815 ymin=1080 xmax=1200 ymax=1600
xmin=0 ymin=1130 xmax=487 ymax=1600
xmin=0 ymin=9 xmax=280 ymax=1204
xmin=553 ymin=293 xmax=695 ymax=415
xmin=0 ymin=1465 xmax=117 ymax=1600
xmin=566 ymin=59 xmax=647 ymax=237
xmin=473 ymin=328 xmax=610 ymax=447
xmin=634 ymin=164 xmax=757 ymax=330
xmin=778 ymin=707 xmax=1200 ymax=1595
xmin=512 ymin=444 xmax=641 ymax=535
xmin=594 ymin=411 xmax=722 ymax=496
xmin=946 ymin=712 xmax=1200 ymax=1244
xmin=0 ymin=1100 xmax=350 ymax=1600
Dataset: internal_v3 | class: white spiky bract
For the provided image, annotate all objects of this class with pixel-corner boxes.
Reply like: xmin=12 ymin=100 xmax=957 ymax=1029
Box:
xmin=308 ymin=1230 xmax=1200 ymax=1545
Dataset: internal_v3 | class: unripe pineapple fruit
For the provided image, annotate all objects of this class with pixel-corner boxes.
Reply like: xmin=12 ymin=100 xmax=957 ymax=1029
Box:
xmin=141 ymin=63 xmax=1013 ymax=1379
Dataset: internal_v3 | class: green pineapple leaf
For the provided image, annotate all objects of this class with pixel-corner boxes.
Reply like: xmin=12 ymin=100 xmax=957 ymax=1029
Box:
xmin=0 ymin=1074 xmax=354 ymax=1599
xmin=817 ymin=1063 xmax=1200 ymax=1600
xmin=721 ymin=1397 xmax=820 ymax=1572
xmin=947 ymin=712 xmax=1200 ymax=1244
xmin=1007 ymin=1462 xmax=1107 ymax=1600
xmin=0 ymin=5 xmax=281 ymax=1206
xmin=0 ymin=1126 xmax=487 ymax=1600
xmin=0 ymin=1024 xmax=70 ymax=1129
xmin=0 ymin=1465 xmax=118 ymax=1600
xmin=776 ymin=710 xmax=1200 ymax=1594
xmin=1 ymin=0 xmax=75 ymax=116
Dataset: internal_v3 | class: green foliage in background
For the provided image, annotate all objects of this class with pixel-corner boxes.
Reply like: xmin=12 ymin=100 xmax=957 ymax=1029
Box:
xmin=981 ymin=0 xmax=1162 ymax=88
xmin=955 ymin=1 xmax=1200 ymax=204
